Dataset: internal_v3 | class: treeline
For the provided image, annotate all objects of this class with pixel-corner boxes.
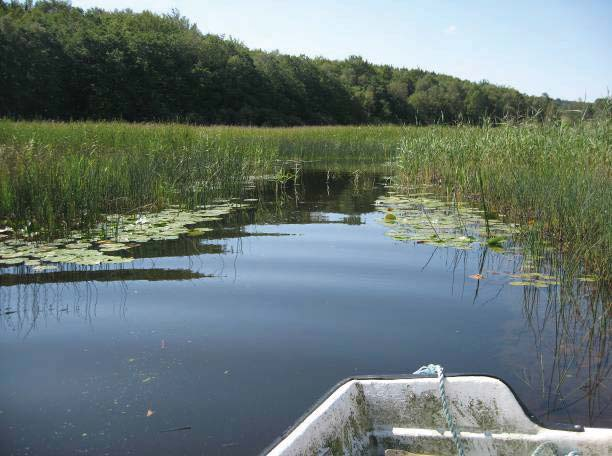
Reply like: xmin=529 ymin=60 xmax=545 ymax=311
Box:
xmin=1 ymin=1 xmax=610 ymax=125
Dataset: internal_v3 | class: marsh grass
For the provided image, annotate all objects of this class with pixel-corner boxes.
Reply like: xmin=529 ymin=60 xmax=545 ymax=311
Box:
xmin=0 ymin=121 xmax=403 ymax=237
xmin=1 ymin=119 xmax=610 ymax=289
xmin=0 ymin=120 xmax=274 ymax=237
xmin=396 ymin=121 xmax=611 ymax=286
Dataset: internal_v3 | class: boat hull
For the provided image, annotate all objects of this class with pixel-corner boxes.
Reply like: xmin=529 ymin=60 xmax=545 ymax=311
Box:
xmin=265 ymin=375 xmax=612 ymax=455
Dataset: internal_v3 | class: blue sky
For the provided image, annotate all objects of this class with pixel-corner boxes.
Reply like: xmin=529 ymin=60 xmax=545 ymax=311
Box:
xmin=71 ymin=0 xmax=611 ymax=101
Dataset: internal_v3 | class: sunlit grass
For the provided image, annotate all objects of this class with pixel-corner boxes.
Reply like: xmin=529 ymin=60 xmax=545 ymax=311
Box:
xmin=395 ymin=121 xmax=611 ymax=286
xmin=1 ymin=119 xmax=609 ymax=289
xmin=0 ymin=120 xmax=273 ymax=236
xmin=0 ymin=120 xmax=404 ymax=236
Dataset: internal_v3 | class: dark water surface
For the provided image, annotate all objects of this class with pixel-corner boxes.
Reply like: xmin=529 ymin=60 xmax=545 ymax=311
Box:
xmin=0 ymin=171 xmax=609 ymax=455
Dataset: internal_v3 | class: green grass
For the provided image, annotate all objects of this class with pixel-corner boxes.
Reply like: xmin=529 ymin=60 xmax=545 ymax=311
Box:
xmin=1 ymin=119 xmax=609 ymax=288
xmin=0 ymin=120 xmax=273 ymax=236
xmin=0 ymin=120 xmax=403 ymax=237
xmin=396 ymin=121 xmax=611 ymax=286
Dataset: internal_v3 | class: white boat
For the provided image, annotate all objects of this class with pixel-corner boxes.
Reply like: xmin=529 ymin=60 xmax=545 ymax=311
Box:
xmin=264 ymin=369 xmax=612 ymax=456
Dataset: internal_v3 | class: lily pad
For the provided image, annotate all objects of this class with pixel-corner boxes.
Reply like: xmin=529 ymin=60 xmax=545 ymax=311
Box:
xmin=0 ymin=201 xmax=252 ymax=268
xmin=509 ymin=280 xmax=548 ymax=288
xmin=384 ymin=213 xmax=397 ymax=222
xmin=376 ymin=193 xmax=515 ymax=251
xmin=65 ymin=242 xmax=92 ymax=249
xmin=486 ymin=236 xmax=506 ymax=247
xmin=0 ymin=257 xmax=25 ymax=265
xmin=32 ymin=265 xmax=58 ymax=272
xmin=186 ymin=228 xmax=214 ymax=237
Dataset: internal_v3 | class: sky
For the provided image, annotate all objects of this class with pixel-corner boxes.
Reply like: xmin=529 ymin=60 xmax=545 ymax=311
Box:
xmin=70 ymin=0 xmax=611 ymax=101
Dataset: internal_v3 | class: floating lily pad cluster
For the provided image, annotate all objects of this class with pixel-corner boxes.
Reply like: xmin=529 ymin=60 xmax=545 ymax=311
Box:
xmin=507 ymin=272 xmax=560 ymax=288
xmin=375 ymin=193 xmax=518 ymax=250
xmin=0 ymin=202 xmax=250 ymax=270
xmin=505 ymin=272 xmax=599 ymax=287
xmin=375 ymin=193 xmax=606 ymax=288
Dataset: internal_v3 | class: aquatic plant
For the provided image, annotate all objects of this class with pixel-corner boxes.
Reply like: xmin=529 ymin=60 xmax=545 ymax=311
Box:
xmin=396 ymin=121 xmax=611 ymax=288
xmin=0 ymin=121 xmax=402 ymax=238
xmin=0 ymin=120 xmax=275 ymax=237
xmin=0 ymin=202 xmax=247 ymax=268
xmin=1 ymin=119 xmax=609 ymax=293
xmin=376 ymin=193 xmax=517 ymax=250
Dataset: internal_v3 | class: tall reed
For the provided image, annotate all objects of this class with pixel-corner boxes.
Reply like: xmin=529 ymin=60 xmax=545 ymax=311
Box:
xmin=2 ymin=119 xmax=610 ymax=290
xmin=0 ymin=121 xmax=276 ymax=236
xmin=396 ymin=120 xmax=611 ymax=286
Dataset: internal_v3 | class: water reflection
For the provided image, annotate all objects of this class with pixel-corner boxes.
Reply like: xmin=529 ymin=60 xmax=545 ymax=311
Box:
xmin=1 ymin=280 xmax=105 ymax=336
xmin=437 ymin=243 xmax=611 ymax=426
xmin=508 ymin=283 xmax=610 ymax=426
xmin=0 ymin=170 xmax=609 ymax=455
xmin=0 ymin=268 xmax=210 ymax=287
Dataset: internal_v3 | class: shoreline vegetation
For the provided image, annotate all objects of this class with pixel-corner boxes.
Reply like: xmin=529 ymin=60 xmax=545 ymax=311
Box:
xmin=396 ymin=121 xmax=611 ymax=292
xmin=0 ymin=2 xmax=610 ymax=291
xmin=0 ymin=119 xmax=610 ymax=290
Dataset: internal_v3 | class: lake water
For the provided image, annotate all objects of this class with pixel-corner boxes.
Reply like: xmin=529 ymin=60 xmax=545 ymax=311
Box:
xmin=0 ymin=170 xmax=609 ymax=455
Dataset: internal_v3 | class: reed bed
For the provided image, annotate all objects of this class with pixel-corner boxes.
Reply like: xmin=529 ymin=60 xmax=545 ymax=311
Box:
xmin=396 ymin=121 xmax=611 ymax=286
xmin=1 ymin=119 xmax=610 ymax=290
xmin=0 ymin=121 xmax=404 ymax=236
xmin=0 ymin=120 xmax=275 ymax=237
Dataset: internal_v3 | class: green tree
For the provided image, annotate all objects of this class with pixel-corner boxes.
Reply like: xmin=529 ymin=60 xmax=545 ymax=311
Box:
xmin=0 ymin=0 xmax=590 ymax=125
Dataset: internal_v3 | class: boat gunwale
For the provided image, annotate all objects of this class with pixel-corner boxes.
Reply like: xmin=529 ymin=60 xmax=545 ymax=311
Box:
xmin=260 ymin=373 xmax=586 ymax=455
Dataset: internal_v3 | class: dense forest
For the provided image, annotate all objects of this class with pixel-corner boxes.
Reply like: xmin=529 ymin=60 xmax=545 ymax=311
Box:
xmin=1 ymin=1 xmax=610 ymax=125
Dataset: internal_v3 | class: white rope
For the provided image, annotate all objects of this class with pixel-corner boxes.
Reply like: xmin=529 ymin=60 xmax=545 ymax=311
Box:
xmin=413 ymin=364 xmax=465 ymax=456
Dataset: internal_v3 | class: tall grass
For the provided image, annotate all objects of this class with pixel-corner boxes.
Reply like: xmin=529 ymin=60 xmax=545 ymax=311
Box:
xmin=1 ymin=119 xmax=610 ymax=288
xmin=0 ymin=121 xmax=405 ymax=237
xmin=396 ymin=121 xmax=611 ymax=285
xmin=0 ymin=120 xmax=276 ymax=236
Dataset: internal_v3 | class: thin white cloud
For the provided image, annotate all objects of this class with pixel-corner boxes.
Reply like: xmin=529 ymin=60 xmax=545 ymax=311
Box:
xmin=445 ymin=25 xmax=457 ymax=35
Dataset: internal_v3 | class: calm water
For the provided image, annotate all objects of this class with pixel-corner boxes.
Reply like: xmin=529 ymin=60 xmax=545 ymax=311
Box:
xmin=0 ymin=171 xmax=609 ymax=455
